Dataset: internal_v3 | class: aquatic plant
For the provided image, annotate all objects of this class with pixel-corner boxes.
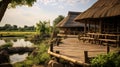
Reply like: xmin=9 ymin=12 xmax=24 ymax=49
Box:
xmin=0 ymin=42 xmax=13 ymax=50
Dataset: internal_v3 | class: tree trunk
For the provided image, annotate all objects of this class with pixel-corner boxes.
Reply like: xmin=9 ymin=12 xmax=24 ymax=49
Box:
xmin=0 ymin=0 xmax=11 ymax=22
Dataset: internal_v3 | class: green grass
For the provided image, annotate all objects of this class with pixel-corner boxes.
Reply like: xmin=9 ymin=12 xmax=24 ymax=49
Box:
xmin=0 ymin=42 xmax=13 ymax=49
xmin=0 ymin=32 xmax=36 ymax=37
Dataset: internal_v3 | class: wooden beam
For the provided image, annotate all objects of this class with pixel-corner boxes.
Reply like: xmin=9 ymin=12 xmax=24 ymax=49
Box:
xmin=99 ymin=20 xmax=102 ymax=33
xmin=107 ymin=43 xmax=110 ymax=54
xmin=48 ymin=48 xmax=90 ymax=67
xmin=50 ymin=43 xmax=53 ymax=52
xmin=84 ymin=22 xmax=87 ymax=33
xmin=84 ymin=51 xmax=88 ymax=63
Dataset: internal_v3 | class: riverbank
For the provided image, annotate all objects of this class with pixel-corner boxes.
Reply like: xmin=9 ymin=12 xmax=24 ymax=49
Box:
xmin=0 ymin=31 xmax=51 ymax=67
xmin=0 ymin=32 xmax=36 ymax=37
xmin=13 ymin=42 xmax=50 ymax=67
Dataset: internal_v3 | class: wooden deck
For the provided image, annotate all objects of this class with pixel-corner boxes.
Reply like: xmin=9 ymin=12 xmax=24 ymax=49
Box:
xmin=51 ymin=36 xmax=117 ymax=64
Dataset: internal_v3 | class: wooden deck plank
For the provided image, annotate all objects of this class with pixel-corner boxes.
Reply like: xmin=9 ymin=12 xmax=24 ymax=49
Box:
xmin=53 ymin=38 xmax=117 ymax=63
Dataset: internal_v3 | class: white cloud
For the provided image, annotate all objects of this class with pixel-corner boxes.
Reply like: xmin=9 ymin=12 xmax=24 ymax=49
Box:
xmin=1 ymin=5 xmax=57 ymax=26
xmin=79 ymin=0 xmax=90 ymax=4
xmin=38 ymin=0 xmax=56 ymax=5
xmin=37 ymin=0 xmax=90 ymax=10
xmin=38 ymin=0 xmax=90 ymax=5
xmin=58 ymin=5 xmax=64 ymax=10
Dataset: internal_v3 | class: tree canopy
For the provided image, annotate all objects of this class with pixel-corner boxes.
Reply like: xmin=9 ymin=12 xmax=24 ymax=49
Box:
xmin=9 ymin=0 xmax=36 ymax=8
xmin=0 ymin=0 xmax=36 ymax=22
xmin=36 ymin=21 xmax=51 ymax=35
xmin=53 ymin=15 xmax=64 ymax=27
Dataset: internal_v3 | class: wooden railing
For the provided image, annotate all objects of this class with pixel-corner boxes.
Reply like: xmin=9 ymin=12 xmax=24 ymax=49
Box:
xmin=48 ymin=40 xmax=90 ymax=67
xmin=79 ymin=33 xmax=120 ymax=47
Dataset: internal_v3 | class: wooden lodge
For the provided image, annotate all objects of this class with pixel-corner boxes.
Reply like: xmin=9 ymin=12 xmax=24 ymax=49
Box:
xmin=75 ymin=0 xmax=120 ymax=47
xmin=48 ymin=0 xmax=120 ymax=67
xmin=56 ymin=11 xmax=84 ymax=35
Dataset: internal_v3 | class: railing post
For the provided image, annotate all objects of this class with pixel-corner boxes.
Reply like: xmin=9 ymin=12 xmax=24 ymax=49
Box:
xmin=107 ymin=43 xmax=110 ymax=54
xmin=50 ymin=42 xmax=53 ymax=52
xmin=84 ymin=51 xmax=88 ymax=63
xmin=55 ymin=50 xmax=60 ymax=62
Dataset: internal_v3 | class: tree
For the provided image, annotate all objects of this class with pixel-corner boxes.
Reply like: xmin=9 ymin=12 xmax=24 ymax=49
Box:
xmin=0 ymin=0 xmax=36 ymax=22
xmin=3 ymin=24 xmax=12 ymax=31
xmin=36 ymin=21 xmax=50 ymax=35
xmin=13 ymin=25 xmax=18 ymax=30
xmin=53 ymin=15 xmax=64 ymax=27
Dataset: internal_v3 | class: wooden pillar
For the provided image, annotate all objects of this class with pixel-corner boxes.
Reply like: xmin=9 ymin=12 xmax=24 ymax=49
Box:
xmin=84 ymin=51 xmax=88 ymax=63
xmin=107 ymin=43 xmax=110 ymax=54
xmin=55 ymin=51 xmax=60 ymax=62
xmin=84 ymin=22 xmax=87 ymax=33
xmin=99 ymin=20 xmax=102 ymax=33
xmin=117 ymin=21 xmax=119 ymax=34
xmin=88 ymin=22 xmax=90 ymax=33
xmin=50 ymin=42 xmax=53 ymax=52
xmin=95 ymin=22 xmax=97 ymax=33
xmin=117 ymin=36 xmax=120 ymax=47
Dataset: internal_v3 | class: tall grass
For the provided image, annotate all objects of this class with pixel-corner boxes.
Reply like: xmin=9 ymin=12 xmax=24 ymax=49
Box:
xmin=0 ymin=32 xmax=36 ymax=37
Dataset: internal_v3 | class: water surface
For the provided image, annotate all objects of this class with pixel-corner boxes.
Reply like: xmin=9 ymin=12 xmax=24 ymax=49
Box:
xmin=0 ymin=37 xmax=34 ymax=63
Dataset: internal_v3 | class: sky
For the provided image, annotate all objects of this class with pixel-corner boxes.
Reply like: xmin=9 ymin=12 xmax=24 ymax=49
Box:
xmin=0 ymin=0 xmax=97 ymax=27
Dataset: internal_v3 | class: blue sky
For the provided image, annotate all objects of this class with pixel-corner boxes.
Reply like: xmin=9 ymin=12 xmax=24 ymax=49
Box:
xmin=0 ymin=0 xmax=97 ymax=27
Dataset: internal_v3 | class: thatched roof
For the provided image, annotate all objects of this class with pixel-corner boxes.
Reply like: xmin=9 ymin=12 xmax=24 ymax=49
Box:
xmin=75 ymin=0 xmax=120 ymax=21
xmin=56 ymin=11 xmax=84 ymax=28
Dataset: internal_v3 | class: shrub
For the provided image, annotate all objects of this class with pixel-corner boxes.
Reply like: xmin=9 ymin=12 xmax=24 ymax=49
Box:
xmin=91 ymin=52 xmax=120 ymax=67
xmin=13 ymin=42 xmax=50 ymax=67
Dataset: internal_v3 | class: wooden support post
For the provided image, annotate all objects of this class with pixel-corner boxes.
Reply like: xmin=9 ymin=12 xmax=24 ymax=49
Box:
xmin=84 ymin=51 xmax=88 ymax=63
xmin=50 ymin=42 xmax=53 ymax=52
xmin=56 ymin=38 xmax=60 ymax=46
xmin=95 ymin=22 xmax=96 ymax=33
xmin=107 ymin=43 xmax=110 ymax=54
xmin=55 ymin=51 xmax=60 ymax=62
xmin=117 ymin=36 xmax=120 ymax=48
xmin=99 ymin=20 xmax=102 ymax=33
xmin=88 ymin=22 xmax=90 ymax=32
xmin=84 ymin=22 xmax=87 ymax=33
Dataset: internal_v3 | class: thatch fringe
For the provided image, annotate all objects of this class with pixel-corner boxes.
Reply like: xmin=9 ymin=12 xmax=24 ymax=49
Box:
xmin=75 ymin=0 xmax=120 ymax=21
xmin=56 ymin=11 xmax=84 ymax=27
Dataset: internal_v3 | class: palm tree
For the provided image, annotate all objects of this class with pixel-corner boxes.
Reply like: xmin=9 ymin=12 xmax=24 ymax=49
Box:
xmin=36 ymin=21 xmax=50 ymax=35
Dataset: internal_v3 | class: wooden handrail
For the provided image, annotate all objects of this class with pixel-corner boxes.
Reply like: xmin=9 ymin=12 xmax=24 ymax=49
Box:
xmin=48 ymin=48 xmax=90 ymax=67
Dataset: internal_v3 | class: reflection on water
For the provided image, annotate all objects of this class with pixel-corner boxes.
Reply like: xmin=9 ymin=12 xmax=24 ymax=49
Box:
xmin=0 ymin=37 xmax=33 ymax=47
xmin=0 ymin=37 xmax=34 ymax=64
xmin=12 ymin=39 xmax=33 ymax=47
xmin=0 ymin=39 xmax=5 ymax=46
xmin=10 ymin=53 xmax=28 ymax=64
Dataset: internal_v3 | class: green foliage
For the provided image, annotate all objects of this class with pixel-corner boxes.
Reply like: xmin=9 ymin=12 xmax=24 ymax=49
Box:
xmin=31 ymin=43 xmax=50 ymax=64
xmin=0 ymin=24 xmax=35 ymax=32
xmin=0 ymin=42 xmax=13 ymax=49
xmin=9 ymin=0 xmax=36 ymax=8
xmin=13 ymin=42 xmax=50 ymax=67
xmin=36 ymin=21 xmax=51 ymax=35
xmin=53 ymin=15 xmax=64 ymax=27
xmin=91 ymin=52 xmax=120 ymax=67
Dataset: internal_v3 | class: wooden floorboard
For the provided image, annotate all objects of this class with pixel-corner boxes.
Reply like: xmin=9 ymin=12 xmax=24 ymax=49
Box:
xmin=53 ymin=37 xmax=117 ymax=62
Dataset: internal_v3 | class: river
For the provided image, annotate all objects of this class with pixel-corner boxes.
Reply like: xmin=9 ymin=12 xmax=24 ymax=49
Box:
xmin=0 ymin=37 xmax=34 ymax=64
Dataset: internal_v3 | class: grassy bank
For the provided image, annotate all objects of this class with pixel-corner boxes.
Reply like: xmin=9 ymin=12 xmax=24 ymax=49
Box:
xmin=13 ymin=40 xmax=50 ymax=67
xmin=0 ymin=32 xmax=36 ymax=37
